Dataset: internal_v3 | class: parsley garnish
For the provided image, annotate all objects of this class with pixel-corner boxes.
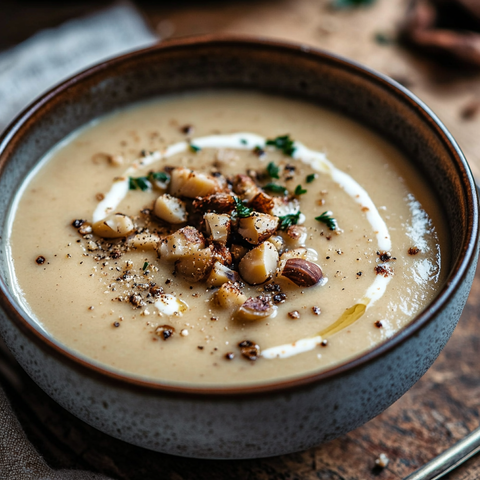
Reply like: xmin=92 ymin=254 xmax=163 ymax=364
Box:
xmin=143 ymin=262 xmax=149 ymax=271
xmin=266 ymin=162 xmax=280 ymax=179
xmin=240 ymin=138 xmax=247 ymax=145
xmin=264 ymin=183 xmax=288 ymax=195
xmin=315 ymin=211 xmax=338 ymax=230
xmin=130 ymin=172 xmax=169 ymax=190
xmin=306 ymin=173 xmax=317 ymax=183
xmin=189 ymin=143 xmax=201 ymax=153
xmin=278 ymin=212 xmax=301 ymax=230
xmin=148 ymin=171 xmax=170 ymax=183
xmin=265 ymin=134 xmax=296 ymax=157
xmin=332 ymin=0 xmax=375 ymax=8
xmin=233 ymin=197 xmax=253 ymax=218
xmin=129 ymin=176 xmax=151 ymax=191
xmin=374 ymin=32 xmax=394 ymax=45
xmin=294 ymin=184 xmax=307 ymax=195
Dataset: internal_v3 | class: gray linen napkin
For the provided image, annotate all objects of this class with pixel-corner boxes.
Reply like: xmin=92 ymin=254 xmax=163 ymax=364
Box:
xmin=0 ymin=5 xmax=157 ymax=478
xmin=0 ymin=381 xmax=111 ymax=479
xmin=0 ymin=3 xmax=157 ymax=132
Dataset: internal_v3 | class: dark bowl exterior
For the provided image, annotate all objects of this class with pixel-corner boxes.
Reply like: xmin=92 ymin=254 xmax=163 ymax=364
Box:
xmin=0 ymin=36 xmax=478 ymax=459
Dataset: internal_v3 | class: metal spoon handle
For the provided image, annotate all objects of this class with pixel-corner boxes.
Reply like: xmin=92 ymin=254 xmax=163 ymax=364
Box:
xmin=404 ymin=426 xmax=480 ymax=480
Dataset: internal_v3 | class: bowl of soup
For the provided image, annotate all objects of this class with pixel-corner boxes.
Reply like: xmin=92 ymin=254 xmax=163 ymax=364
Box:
xmin=0 ymin=35 xmax=477 ymax=459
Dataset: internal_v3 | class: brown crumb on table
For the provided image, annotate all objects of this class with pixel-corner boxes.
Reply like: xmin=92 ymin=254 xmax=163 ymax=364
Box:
xmin=321 ymin=339 xmax=328 ymax=347
xmin=312 ymin=306 xmax=321 ymax=315
xmin=225 ymin=352 xmax=235 ymax=360
xmin=35 ymin=256 xmax=46 ymax=265
xmin=375 ymin=320 xmax=383 ymax=328
xmin=460 ymin=100 xmax=480 ymax=120
xmin=288 ymin=310 xmax=300 ymax=319
xmin=408 ymin=246 xmax=420 ymax=255
xmin=375 ymin=452 xmax=389 ymax=468
xmin=181 ymin=124 xmax=194 ymax=135
xmin=113 ymin=321 xmax=120 ymax=328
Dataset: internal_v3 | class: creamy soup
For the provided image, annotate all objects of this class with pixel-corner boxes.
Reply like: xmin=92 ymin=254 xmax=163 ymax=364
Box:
xmin=6 ymin=91 xmax=447 ymax=386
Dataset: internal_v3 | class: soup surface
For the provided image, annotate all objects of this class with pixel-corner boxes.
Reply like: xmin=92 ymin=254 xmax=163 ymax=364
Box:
xmin=7 ymin=91 xmax=447 ymax=386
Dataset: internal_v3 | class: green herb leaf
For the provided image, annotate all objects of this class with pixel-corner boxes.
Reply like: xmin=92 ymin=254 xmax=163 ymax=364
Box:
xmin=332 ymin=0 xmax=375 ymax=9
xmin=374 ymin=32 xmax=394 ymax=45
xmin=263 ymin=183 xmax=288 ymax=195
xmin=148 ymin=171 xmax=170 ymax=183
xmin=129 ymin=176 xmax=151 ymax=191
xmin=189 ymin=143 xmax=201 ymax=153
xmin=315 ymin=211 xmax=338 ymax=231
xmin=234 ymin=197 xmax=253 ymax=218
xmin=266 ymin=161 xmax=280 ymax=179
xmin=240 ymin=138 xmax=248 ymax=145
xmin=278 ymin=212 xmax=301 ymax=230
xmin=306 ymin=173 xmax=317 ymax=183
xmin=143 ymin=262 xmax=149 ymax=271
xmin=294 ymin=184 xmax=307 ymax=195
xmin=265 ymin=134 xmax=296 ymax=157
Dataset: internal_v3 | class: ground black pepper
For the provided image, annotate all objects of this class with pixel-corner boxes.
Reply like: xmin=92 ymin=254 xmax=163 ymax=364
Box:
xmin=238 ymin=340 xmax=260 ymax=361
xmin=374 ymin=265 xmax=392 ymax=277
xmin=273 ymin=293 xmax=287 ymax=304
xmin=72 ymin=219 xmax=85 ymax=228
xmin=155 ymin=325 xmax=175 ymax=340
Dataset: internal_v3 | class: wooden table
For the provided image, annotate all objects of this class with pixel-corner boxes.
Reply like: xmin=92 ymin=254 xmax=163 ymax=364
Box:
xmin=2 ymin=1 xmax=480 ymax=478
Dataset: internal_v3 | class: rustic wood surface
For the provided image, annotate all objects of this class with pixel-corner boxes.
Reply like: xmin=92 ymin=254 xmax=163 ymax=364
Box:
xmin=2 ymin=0 xmax=480 ymax=478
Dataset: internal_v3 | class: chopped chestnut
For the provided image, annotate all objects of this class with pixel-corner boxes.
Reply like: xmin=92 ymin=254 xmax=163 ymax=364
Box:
xmin=238 ymin=340 xmax=261 ymax=361
xmin=281 ymin=258 xmax=323 ymax=287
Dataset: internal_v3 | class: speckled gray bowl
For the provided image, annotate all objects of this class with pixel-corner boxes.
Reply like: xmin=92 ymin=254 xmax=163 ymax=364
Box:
xmin=0 ymin=36 xmax=478 ymax=459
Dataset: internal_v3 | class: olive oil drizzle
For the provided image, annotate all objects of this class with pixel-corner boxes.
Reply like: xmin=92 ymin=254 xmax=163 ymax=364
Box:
xmin=318 ymin=303 xmax=367 ymax=338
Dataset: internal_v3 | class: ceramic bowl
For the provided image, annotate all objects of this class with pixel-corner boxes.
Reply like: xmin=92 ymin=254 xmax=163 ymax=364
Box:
xmin=0 ymin=36 xmax=478 ymax=459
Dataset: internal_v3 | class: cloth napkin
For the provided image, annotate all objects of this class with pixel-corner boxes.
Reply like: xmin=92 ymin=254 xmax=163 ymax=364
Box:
xmin=0 ymin=3 xmax=157 ymax=132
xmin=0 ymin=4 xmax=157 ymax=478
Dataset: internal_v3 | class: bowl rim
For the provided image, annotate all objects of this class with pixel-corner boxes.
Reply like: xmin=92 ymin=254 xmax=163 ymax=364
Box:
xmin=0 ymin=34 xmax=478 ymax=397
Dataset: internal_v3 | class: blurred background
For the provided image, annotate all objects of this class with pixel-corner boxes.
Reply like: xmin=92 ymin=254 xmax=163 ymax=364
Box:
xmin=3 ymin=0 xmax=480 ymax=175
xmin=2 ymin=1 xmax=480 ymax=479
